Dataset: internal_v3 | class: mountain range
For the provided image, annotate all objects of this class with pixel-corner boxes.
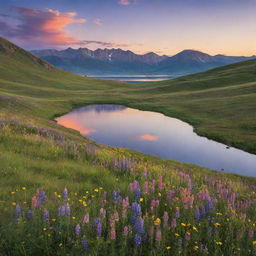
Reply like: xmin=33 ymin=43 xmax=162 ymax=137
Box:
xmin=31 ymin=47 xmax=256 ymax=76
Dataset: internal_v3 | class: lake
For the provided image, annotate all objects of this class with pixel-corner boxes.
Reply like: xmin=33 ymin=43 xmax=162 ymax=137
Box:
xmin=89 ymin=75 xmax=175 ymax=83
xmin=56 ymin=105 xmax=256 ymax=177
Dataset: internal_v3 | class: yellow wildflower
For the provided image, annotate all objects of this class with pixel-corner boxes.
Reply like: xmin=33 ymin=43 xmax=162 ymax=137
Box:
xmin=175 ymin=233 xmax=180 ymax=237
xmin=252 ymin=241 xmax=256 ymax=245
xmin=11 ymin=191 xmax=16 ymax=195
xmin=192 ymin=226 xmax=198 ymax=232
xmin=154 ymin=218 xmax=161 ymax=226
xmin=216 ymin=242 xmax=223 ymax=245
xmin=94 ymin=189 xmax=99 ymax=192
xmin=22 ymin=187 xmax=26 ymax=190
xmin=214 ymin=222 xmax=221 ymax=227
xmin=193 ymin=246 xmax=199 ymax=250
xmin=181 ymin=223 xmax=186 ymax=227
xmin=11 ymin=202 xmax=16 ymax=206
xmin=166 ymin=246 xmax=171 ymax=250
xmin=43 ymin=228 xmax=47 ymax=231
xmin=139 ymin=198 xmax=144 ymax=202
xmin=83 ymin=201 xmax=87 ymax=207
xmin=216 ymin=212 xmax=222 ymax=216
xmin=72 ymin=216 xmax=76 ymax=220
xmin=59 ymin=243 xmax=63 ymax=247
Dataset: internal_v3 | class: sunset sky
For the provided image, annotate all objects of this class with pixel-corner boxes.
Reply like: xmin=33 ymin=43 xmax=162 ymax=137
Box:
xmin=0 ymin=0 xmax=256 ymax=56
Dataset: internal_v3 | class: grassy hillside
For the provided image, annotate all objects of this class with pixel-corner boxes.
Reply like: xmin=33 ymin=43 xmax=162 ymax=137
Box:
xmin=0 ymin=37 xmax=256 ymax=255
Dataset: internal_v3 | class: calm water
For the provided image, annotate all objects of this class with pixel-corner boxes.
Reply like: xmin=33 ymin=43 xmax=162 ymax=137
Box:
xmin=56 ymin=105 xmax=256 ymax=177
xmin=89 ymin=75 xmax=174 ymax=83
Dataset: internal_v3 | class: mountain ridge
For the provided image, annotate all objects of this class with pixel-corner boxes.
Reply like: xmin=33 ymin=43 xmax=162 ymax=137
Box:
xmin=31 ymin=47 xmax=255 ymax=75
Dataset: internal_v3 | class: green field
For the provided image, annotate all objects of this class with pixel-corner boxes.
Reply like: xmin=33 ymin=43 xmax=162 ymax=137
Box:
xmin=1 ymin=37 xmax=256 ymax=255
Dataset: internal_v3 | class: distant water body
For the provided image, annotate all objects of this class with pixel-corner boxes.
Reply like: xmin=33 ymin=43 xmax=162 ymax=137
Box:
xmin=89 ymin=75 xmax=174 ymax=83
xmin=56 ymin=105 xmax=256 ymax=177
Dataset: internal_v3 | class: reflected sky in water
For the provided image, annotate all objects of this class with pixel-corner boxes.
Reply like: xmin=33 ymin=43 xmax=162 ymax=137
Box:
xmin=56 ymin=105 xmax=256 ymax=177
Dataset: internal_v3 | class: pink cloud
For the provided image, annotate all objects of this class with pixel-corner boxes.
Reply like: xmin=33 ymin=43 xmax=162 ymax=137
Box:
xmin=0 ymin=7 xmax=132 ymax=49
xmin=138 ymin=134 xmax=159 ymax=141
xmin=92 ymin=18 xmax=103 ymax=26
xmin=118 ymin=0 xmax=136 ymax=6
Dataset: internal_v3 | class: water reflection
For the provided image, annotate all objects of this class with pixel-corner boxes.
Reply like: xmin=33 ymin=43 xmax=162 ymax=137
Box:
xmin=56 ymin=105 xmax=256 ymax=177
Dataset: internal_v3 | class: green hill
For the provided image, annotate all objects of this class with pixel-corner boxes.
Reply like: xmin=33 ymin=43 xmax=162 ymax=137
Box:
xmin=0 ymin=37 xmax=256 ymax=255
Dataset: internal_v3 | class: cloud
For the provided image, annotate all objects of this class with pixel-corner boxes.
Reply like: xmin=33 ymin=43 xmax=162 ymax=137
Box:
xmin=80 ymin=40 xmax=130 ymax=48
xmin=0 ymin=6 xmax=86 ymax=47
xmin=118 ymin=0 xmax=136 ymax=6
xmin=92 ymin=18 xmax=102 ymax=25
xmin=138 ymin=134 xmax=159 ymax=141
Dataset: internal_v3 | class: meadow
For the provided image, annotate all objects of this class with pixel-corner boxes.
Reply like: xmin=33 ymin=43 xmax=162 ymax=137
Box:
xmin=0 ymin=37 xmax=256 ymax=255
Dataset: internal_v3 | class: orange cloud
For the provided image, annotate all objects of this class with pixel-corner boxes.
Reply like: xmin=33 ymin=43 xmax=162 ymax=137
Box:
xmin=138 ymin=134 xmax=158 ymax=141
xmin=57 ymin=118 xmax=96 ymax=135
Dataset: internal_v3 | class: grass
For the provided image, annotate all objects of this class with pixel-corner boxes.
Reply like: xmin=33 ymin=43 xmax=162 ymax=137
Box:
xmin=0 ymin=37 xmax=256 ymax=255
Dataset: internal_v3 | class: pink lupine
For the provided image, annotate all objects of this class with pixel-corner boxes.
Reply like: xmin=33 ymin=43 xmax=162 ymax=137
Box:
xmin=31 ymin=196 xmax=38 ymax=208
xmin=110 ymin=226 xmax=116 ymax=240
xmin=150 ymin=179 xmax=156 ymax=193
xmin=158 ymin=176 xmax=164 ymax=191
xmin=122 ymin=196 xmax=130 ymax=217
xmin=143 ymin=181 xmax=149 ymax=194
xmin=129 ymin=180 xmax=139 ymax=193
xmin=155 ymin=229 xmax=162 ymax=242
xmin=163 ymin=211 xmax=169 ymax=228
xmin=171 ymin=218 xmax=177 ymax=228
xmin=185 ymin=232 xmax=191 ymax=240
xmin=83 ymin=213 xmax=90 ymax=224
xmin=100 ymin=208 xmax=106 ymax=218
xmin=167 ymin=190 xmax=175 ymax=202
xmin=123 ymin=226 xmax=129 ymax=236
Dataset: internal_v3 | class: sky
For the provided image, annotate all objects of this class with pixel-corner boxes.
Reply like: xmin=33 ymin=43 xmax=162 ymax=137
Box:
xmin=0 ymin=0 xmax=256 ymax=56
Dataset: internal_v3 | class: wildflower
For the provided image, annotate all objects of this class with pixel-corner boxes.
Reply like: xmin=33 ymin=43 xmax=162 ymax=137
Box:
xmin=63 ymin=187 xmax=68 ymax=199
xmin=216 ymin=212 xmax=222 ymax=216
xmin=131 ymin=202 xmax=141 ymax=217
xmin=12 ymin=202 xmax=16 ymax=206
xmin=112 ymin=189 xmax=122 ymax=202
xmin=43 ymin=209 xmax=49 ymax=222
xmin=181 ymin=223 xmax=186 ymax=227
xmin=130 ymin=180 xmax=139 ymax=192
xmin=166 ymin=246 xmax=171 ymax=250
xmin=192 ymin=226 xmax=198 ymax=232
xmin=135 ymin=188 xmax=141 ymax=201
xmin=15 ymin=204 xmax=22 ymax=217
xmin=123 ymin=226 xmax=129 ymax=236
xmin=158 ymin=175 xmax=164 ymax=190
xmin=176 ymin=207 xmax=180 ymax=218
xmin=139 ymin=198 xmax=144 ymax=202
xmin=75 ymin=224 xmax=81 ymax=236
xmin=110 ymin=226 xmax=116 ymax=240
xmin=252 ymin=241 xmax=256 ymax=245
xmin=193 ymin=245 xmax=199 ymax=250
xmin=134 ymin=217 xmax=145 ymax=234
xmin=22 ymin=187 xmax=26 ymax=190
xmin=154 ymin=218 xmax=161 ymax=226
xmin=216 ymin=241 xmax=223 ymax=245
xmin=81 ymin=238 xmax=89 ymax=252
xmin=171 ymin=218 xmax=177 ymax=228
xmin=143 ymin=181 xmax=149 ymax=194
xmin=59 ymin=243 xmax=63 ymax=247
xmin=43 ymin=228 xmax=47 ymax=231
xmin=248 ymin=229 xmax=254 ymax=238
xmin=175 ymin=233 xmax=180 ymax=237
xmin=194 ymin=208 xmax=200 ymax=222
xmin=134 ymin=234 xmax=142 ymax=246
xmin=185 ymin=232 xmax=191 ymax=241
xmin=26 ymin=209 xmax=33 ymax=220
xmin=214 ymin=222 xmax=221 ymax=227
xmin=94 ymin=188 xmax=99 ymax=192
xmin=94 ymin=218 xmax=102 ymax=237
xmin=11 ymin=192 xmax=16 ymax=195
xmin=100 ymin=208 xmax=106 ymax=218
xmin=72 ymin=216 xmax=76 ymax=220
xmin=83 ymin=213 xmax=90 ymax=224
xmin=163 ymin=212 xmax=169 ymax=228
xmin=155 ymin=229 xmax=162 ymax=242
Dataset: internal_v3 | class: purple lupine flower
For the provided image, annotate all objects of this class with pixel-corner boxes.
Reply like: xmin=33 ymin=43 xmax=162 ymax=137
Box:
xmin=75 ymin=224 xmax=81 ymax=236
xmin=135 ymin=188 xmax=141 ymax=201
xmin=123 ymin=226 xmax=129 ymax=236
xmin=200 ymin=205 xmax=206 ymax=217
xmin=248 ymin=229 xmax=254 ymax=238
xmin=176 ymin=207 xmax=180 ymax=218
xmin=155 ymin=229 xmax=162 ymax=242
xmin=206 ymin=199 xmax=213 ymax=210
xmin=43 ymin=209 xmax=49 ymax=222
xmin=130 ymin=180 xmax=139 ymax=192
xmin=134 ymin=234 xmax=142 ymax=246
xmin=171 ymin=218 xmax=177 ymax=228
xmin=112 ymin=189 xmax=122 ymax=202
xmin=36 ymin=189 xmax=47 ymax=207
xmin=58 ymin=205 xmax=65 ymax=216
xmin=63 ymin=187 xmax=68 ymax=199
xmin=26 ymin=209 xmax=33 ymax=220
xmin=163 ymin=211 xmax=169 ymax=228
xmin=134 ymin=217 xmax=145 ymax=234
xmin=83 ymin=213 xmax=90 ymax=224
xmin=65 ymin=203 xmax=71 ymax=216
xmin=167 ymin=190 xmax=175 ymax=201
xmin=81 ymin=238 xmax=89 ymax=252
xmin=200 ymin=244 xmax=208 ymax=252
xmin=131 ymin=202 xmax=141 ymax=217
xmin=194 ymin=208 xmax=200 ymax=222
xmin=15 ymin=204 xmax=22 ymax=217
xmin=94 ymin=218 xmax=102 ymax=237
